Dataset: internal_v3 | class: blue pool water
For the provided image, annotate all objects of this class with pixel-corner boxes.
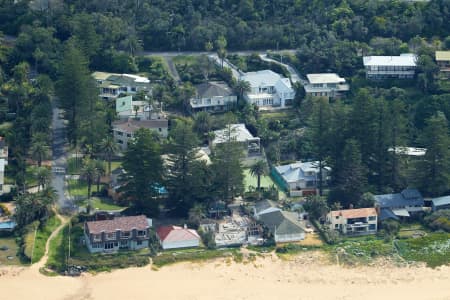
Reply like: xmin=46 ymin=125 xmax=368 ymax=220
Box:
xmin=0 ymin=221 xmax=17 ymax=230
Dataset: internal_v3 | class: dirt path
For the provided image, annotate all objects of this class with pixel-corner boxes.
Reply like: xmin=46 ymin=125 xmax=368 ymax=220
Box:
xmin=164 ymin=57 xmax=181 ymax=83
xmin=32 ymin=212 xmax=68 ymax=271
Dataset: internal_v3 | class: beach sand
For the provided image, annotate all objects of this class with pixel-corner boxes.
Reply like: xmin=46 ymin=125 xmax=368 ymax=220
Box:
xmin=1 ymin=251 xmax=449 ymax=300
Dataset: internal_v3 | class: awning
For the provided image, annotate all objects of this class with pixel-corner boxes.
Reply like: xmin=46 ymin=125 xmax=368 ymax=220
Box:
xmin=392 ymin=209 xmax=410 ymax=217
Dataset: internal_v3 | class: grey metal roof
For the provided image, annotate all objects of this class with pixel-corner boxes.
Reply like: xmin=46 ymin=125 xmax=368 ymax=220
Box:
xmin=378 ymin=208 xmax=400 ymax=221
xmin=195 ymin=81 xmax=234 ymax=99
xmin=374 ymin=188 xmax=424 ymax=209
xmin=254 ymin=200 xmax=279 ymax=215
xmin=259 ymin=210 xmax=304 ymax=236
xmin=431 ymin=196 xmax=450 ymax=207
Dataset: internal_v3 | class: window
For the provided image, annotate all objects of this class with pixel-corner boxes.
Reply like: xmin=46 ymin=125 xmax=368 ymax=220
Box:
xmin=335 ymin=216 xmax=339 ymax=219
xmin=93 ymin=234 xmax=102 ymax=242
xmin=121 ymin=231 xmax=130 ymax=239
xmin=368 ymin=216 xmax=376 ymax=221
xmin=131 ymin=87 xmax=136 ymax=92
xmin=335 ymin=224 xmax=339 ymax=229
xmin=137 ymin=230 xmax=146 ymax=237
xmin=158 ymin=128 xmax=162 ymax=132
xmin=117 ymin=132 xmax=123 ymax=136
xmin=137 ymin=240 xmax=143 ymax=246
xmin=118 ymin=139 xmax=123 ymax=144
xmin=369 ymin=224 xmax=376 ymax=231
xmin=104 ymin=242 xmax=115 ymax=249
xmin=106 ymin=232 xmax=116 ymax=240
xmin=126 ymin=134 xmax=132 ymax=138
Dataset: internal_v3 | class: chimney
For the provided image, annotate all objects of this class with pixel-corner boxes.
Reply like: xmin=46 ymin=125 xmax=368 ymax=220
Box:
xmin=349 ymin=204 xmax=354 ymax=209
xmin=184 ymin=224 xmax=187 ymax=229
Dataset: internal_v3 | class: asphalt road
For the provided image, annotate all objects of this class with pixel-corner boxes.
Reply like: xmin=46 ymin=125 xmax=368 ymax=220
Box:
xmin=50 ymin=101 xmax=73 ymax=211
xmin=139 ymin=49 xmax=297 ymax=57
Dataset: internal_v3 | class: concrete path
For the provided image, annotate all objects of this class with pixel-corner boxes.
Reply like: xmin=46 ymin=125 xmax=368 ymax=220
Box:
xmin=164 ymin=56 xmax=181 ymax=83
xmin=259 ymin=54 xmax=308 ymax=85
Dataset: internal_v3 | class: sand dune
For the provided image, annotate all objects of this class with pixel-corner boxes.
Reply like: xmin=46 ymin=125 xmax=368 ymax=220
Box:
xmin=1 ymin=252 xmax=449 ymax=300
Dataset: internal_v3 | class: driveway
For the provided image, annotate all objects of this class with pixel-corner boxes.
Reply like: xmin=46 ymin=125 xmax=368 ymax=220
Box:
xmin=50 ymin=101 xmax=74 ymax=211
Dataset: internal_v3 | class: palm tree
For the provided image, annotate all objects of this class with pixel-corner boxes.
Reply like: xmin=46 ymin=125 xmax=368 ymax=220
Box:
xmin=30 ymin=140 xmax=50 ymax=167
xmin=81 ymin=158 xmax=97 ymax=213
xmin=94 ymin=159 xmax=106 ymax=192
xmin=99 ymin=135 xmax=118 ymax=175
xmin=188 ymin=203 xmax=206 ymax=227
xmin=35 ymin=167 xmax=52 ymax=191
xmin=235 ymin=79 xmax=251 ymax=105
xmin=250 ymin=160 xmax=268 ymax=191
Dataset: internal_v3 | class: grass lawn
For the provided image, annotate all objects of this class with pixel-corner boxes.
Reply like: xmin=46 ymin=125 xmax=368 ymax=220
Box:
xmin=24 ymin=216 xmax=61 ymax=263
xmin=327 ymin=235 xmax=396 ymax=265
xmin=67 ymin=179 xmax=88 ymax=199
xmin=80 ymin=197 xmax=127 ymax=211
xmin=259 ymin=110 xmax=297 ymax=122
xmin=153 ymin=247 xmax=243 ymax=268
xmin=0 ymin=236 xmax=22 ymax=265
xmin=47 ymin=224 xmax=149 ymax=273
xmin=244 ymin=169 xmax=277 ymax=191
xmin=395 ymin=232 xmax=450 ymax=268
xmin=172 ymin=55 xmax=198 ymax=66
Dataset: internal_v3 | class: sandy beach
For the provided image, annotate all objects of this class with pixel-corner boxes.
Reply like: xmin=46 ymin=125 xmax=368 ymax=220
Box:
xmin=1 ymin=251 xmax=450 ymax=300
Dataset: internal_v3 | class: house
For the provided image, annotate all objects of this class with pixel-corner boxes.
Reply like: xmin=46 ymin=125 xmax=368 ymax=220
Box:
xmin=240 ymin=70 xmax=295 ymax=108
xmin=431 ymin=196 xmax=450 ymax=212
xmin=374 ymin=188 xmax=425 ymax=221
xmin=363 ymin=53 xmax=417 ymax=80
xmin=271 ymin=161 xmax=330 ymax=197
xmin=253 ymin=199 xmax=281 ymax=219
xmin=0 ymin=137 xmax=8 ymax=195
xmin=258 ymin=210 xmax=305 ymax=243
xmin=162 ymin=147 xmax=212 ymax=167
xmin=92 ymin=72 xmax=152 ymax=101
xmin=112 ymin=118 xmax=169 ymax=151
xmin=156 ymin=225 xmax=201 ymax=250
xmin=115 ymin=95 xmax=165 ymax=120
xmin=388 ymin=146 xmax=426 ymax=157
xmin=211 ymin=124 xmax=261 ymax=157
xmin=84 ymin=215 xmax=151 ymax=253
xmin=326 ymin=208 xmax=378 ymax=236
xmin=189 ymin=81 xmax=237 ymax=114
xmin=436 ymin=51 xmax=450 ymax=78
xmin=304 ymin=73 xmax=349 ymax=98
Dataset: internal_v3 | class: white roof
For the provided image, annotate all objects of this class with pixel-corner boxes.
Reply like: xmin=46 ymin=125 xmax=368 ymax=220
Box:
xmin=388 ymin=147 xmax=426 ymax=156
xmin=122 ymin=74 xmax=150 ymax=83
xmin=363 ymin=54 xmax=417 ymax=67
xmin=240 ymin=70 xmax=283 ymax=88
xmin=0 ymin=159 xmax=5 ymax=172
xmin=274 ymin=161 xmax=329 ymax=183
xmin=306 ymin=73 xmax=346 ymax=84
xmin=212 ymin=124 xmax=258 ymax=144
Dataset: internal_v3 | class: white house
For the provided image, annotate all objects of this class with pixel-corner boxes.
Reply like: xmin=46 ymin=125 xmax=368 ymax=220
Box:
xmin=258 ymin=210 xmax=305 ymax=243
xmin=211 ymin=124 xmax=261 ymax=157
xmin=0 ymin=137 xmax=8 ymax=195
xmin=92 ymin=72 xmax=152 ymax=101
xmin=326 ymin=208 xmax=378 ymax=236
xmin=112 ymin=118 xmax=169 ymax=151
xmin=272 ymin=161 xmax=330 ymax=197
xmin=189 ymin=81 xmax=237 ymax=114
xmin=363 ymin=53 xmax=417 ymax=80
xmin=115 ymin=95 xmax=165 ymax=120
xmin=436 ymin=51 xmax=450 ymax=78
xmin=240 ymin=70 xmax=295 ymax=108
xmin=156 ymin=225 xmax=201 ymax=250
xmin=304 ymin=73 xmax=349 ymax=98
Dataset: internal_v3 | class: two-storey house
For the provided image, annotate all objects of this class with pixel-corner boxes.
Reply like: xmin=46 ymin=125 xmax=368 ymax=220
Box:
xmin=92 ymin=72 xmax=152 ymax=101
xmin=304 ymin=73 xmax=349 ymax=98
xmin=326 ymin=208 xmax=378 ymax=236
xmin=211 ymin=124 xmax=261 ymax=158
xmin=0 ymin=137 xmax=8 ymax=195
xmin=363 ymin=53 xmax=417 ymax=80
xmin=374 ymin=188 xmax=425 ymax=221
xmin=271 ymin=161 xmax=330 ymax=197
xmin=240 ymin=70 xmax=295 ymax=108
xmin=112 ymin=118 xmax=169 ymax=151
xmin=84 ymin=215 xmax=152 ymax=253
xmin=188 ymin=81 xmax=237 ymax=114
xmin=436 ymin=51 xmax=450 ymax=79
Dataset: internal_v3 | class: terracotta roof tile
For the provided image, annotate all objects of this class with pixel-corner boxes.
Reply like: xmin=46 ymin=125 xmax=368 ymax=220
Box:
xmin=331 ymin=208 xmax=377 ymax=219
xmin=86 ymin=215 xmax=149 ymax=234
xmin=156 ymin=225 xmax=200 ymax=243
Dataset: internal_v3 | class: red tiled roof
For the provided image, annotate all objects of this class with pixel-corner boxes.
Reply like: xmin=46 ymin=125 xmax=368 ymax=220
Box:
xmin=331 ymin=208 xmax=377 ymax=219
xmin=86 ymin=215 xmax=149 ymax=234
xmin=156 ymin=225 xmax=200 ymax=243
